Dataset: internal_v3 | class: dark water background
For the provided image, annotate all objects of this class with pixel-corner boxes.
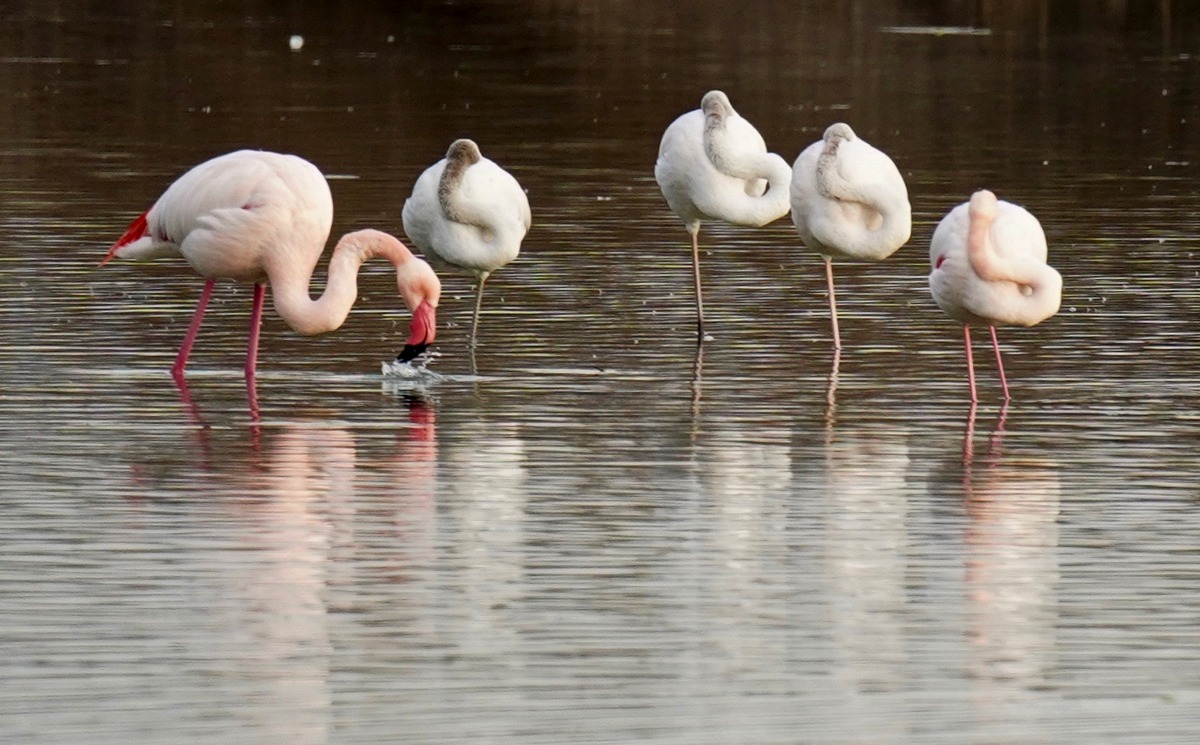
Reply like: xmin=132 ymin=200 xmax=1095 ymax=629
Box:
xmin=2 ymin=2 xmax=1200 ymax=743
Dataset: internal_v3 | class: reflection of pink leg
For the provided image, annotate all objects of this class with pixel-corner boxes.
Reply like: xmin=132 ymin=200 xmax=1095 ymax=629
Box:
xmin=172 ymin=370 xmax=203 ymax=427
xmin=825 ymin=257 xmax=841 ymax=351
xmin=988 ymin=399 xmax=1009 ymax=459
xmin=245 ymin=374 xmax=262 ymax=448
xmin=963 ymin=325 xmax=977 ymax=403
xmin=989 ymin=326 xmax=1010 ymax=401
xmin=244 ymin=283 xmax=266 ymax=381
xmin=963 ymin=401 xmax=978 ymax=470
xmin=172 ymin=279 xmax=216 ymax=380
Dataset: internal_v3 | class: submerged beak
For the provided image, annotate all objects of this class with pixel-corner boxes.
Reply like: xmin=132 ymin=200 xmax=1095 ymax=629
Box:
xmin=397 ymin=342 xmax=428 ymax=363
xmin=396 ymin=301 xmax=437 ymax=363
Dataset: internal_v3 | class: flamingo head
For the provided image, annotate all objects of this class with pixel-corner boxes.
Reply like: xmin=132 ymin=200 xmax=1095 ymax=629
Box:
xmin=968 ymin=189 xmax=999 ymax=221
xmin=701 ymin=90 xmax=733 ymax=122
xmin=446 ymin=138 xmax=482 ymax=166
xmin=821 ymin=122 xmax=856 ymax=156
xmin=395 ymin=257 xmax=440 ymax=364
xmin=397 ymin=300 xmax=438 ymax=363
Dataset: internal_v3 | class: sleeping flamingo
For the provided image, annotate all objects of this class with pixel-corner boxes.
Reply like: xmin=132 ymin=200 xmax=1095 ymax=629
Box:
xmin=655 ymin=90 xmax=791 ymax=340
xmin=402 ymin=138 xmax=530 ymax=351
xmin=790 ymin=123 xmax=911 ymax=350
xmin=103 ymin=149 xmax=441 ymax=381
xmin=929 ymin=189 xmax=1062 ymax=402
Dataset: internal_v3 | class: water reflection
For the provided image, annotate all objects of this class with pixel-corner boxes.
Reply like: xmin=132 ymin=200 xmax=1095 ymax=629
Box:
xmin=219 ymin=421 xmax=357 ymax=743
xmin=961 ymin=406 xmax=1060 ymax=709
xmin=821 ymin=426 xmax=911 ymax=695
xmin=698 ymin=426 xmax=793 ymax=668
xmin=439 ymin=420 xmax=528 ymax=660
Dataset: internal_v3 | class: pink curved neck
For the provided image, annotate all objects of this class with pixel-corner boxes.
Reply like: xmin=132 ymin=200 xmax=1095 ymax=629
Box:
xmin=271 ymin=230 xmax=418 ymax=336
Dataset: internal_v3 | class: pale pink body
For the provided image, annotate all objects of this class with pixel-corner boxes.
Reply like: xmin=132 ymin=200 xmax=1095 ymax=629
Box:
xmin=104 ymin=149 xmax=441 ymax=378
xmin=929 ymin=190 xmax=1062 ymax=402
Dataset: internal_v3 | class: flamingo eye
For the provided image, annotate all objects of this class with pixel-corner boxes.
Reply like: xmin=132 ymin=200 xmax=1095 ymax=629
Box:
xmin=935 ymin=255 xmax=946 ymax=269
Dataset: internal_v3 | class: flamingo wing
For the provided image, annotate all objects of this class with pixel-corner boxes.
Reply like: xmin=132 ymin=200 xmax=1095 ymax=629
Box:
xmin=152 ymin=151 xmax=332 ymax=281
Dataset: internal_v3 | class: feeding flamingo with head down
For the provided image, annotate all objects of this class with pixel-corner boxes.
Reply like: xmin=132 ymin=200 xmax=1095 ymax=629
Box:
xmin=102 ymin=149 xmax=441 ymax=381
xmin=790 ymin=123 xmax=911 ymax=351
xmin=929 ymin=189 xmax=1062 ymax=402
xmin=655 ymin=90 xmax=791 ymax=341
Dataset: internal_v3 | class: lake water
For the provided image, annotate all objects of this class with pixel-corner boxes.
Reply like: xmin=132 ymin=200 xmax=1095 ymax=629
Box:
xmin=2 ymin=2 xmax=1200 ymax=743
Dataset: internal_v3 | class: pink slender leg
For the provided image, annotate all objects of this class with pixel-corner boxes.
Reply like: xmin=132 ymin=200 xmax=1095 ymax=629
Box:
xmin=244 ymin=283 xmax=266 ymax=381
xmin=824 ymin=257 xmax=841 ymax=351
xmin=963 ymin=325 xmax=977 ymax=404
xmin=989 ymin=326 xmax=1010 ymax=401
xmin=172 ymin=279 xmax=216 ymax=380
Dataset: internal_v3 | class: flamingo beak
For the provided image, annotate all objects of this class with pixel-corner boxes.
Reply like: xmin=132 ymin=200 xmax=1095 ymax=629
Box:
xmin=397 ymin=301 xmax=437 ymax=363
xmin=397 ymin=342 xmax=428 ymax=363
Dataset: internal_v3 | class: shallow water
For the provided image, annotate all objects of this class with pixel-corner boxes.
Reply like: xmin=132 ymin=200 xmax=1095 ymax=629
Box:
xmin=2 ymin=2 xmax=1200 ymax=743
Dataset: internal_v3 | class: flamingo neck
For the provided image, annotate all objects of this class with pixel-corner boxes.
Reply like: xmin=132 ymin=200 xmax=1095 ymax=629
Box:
xmin=966 ymin=208 xmax=1063 ymax=322
xmin=815 ymin=144 xmax=910 ymax=252
xmin=438 ymin=151 xmax=483 ymax=226
xmin=270 ymin=229 xmax=420 ymax=336
xmin=701 ymin=115 xmax=791 ymax=226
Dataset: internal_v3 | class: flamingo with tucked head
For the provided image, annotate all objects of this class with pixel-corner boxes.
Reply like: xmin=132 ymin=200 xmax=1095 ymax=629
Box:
xmin=401 ymin=138 xmax=530 ymax=353
xmin=655 ymin=90 xmax=791 ymax=341
xmin=790 ymin=123 xmax=911 ymax=350
xmin=103 ymin=149 xmax=440 ymax=381
xmin=929 ymin=189 xmax=1062 ymax=402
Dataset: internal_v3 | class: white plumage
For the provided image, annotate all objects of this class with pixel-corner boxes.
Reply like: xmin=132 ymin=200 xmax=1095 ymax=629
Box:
xmin=654 ymin=90 xmax=791 ymax=340
xmin=402 ymin=138 xmax=530 ymax=348
xmin=790 ymin=123 xmax=911 ymax=349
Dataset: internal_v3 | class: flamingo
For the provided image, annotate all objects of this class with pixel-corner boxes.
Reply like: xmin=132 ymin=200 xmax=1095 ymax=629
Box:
xmin=654 ymin=90 xmax=791 ymax=340
xmin=103 ymin=149 xmax=441 ymax=381
xmin=790 ymin=123 xmax=912 ymax=350
xmin=929 ymin=189 xmax=1062 ymax=402
xmin=401 ymin=138 xmax=530 ymax=351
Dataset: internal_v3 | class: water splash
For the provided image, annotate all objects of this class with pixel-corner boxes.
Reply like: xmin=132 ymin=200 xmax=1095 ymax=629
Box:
xmin=380 ymin=351 xmax=445 ymax=382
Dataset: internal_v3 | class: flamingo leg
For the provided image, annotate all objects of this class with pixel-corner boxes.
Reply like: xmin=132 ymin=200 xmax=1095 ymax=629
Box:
xmin=172 ymin=279 xmax=216 ymax=380
xmin=470 ymin=273 xmax=489 ymax=349
xmin=690 ymin=227 xmax=705 ymax=341
xmin=989 ymin=325 xmax=1011 ymax=401
xmin=963 ymin=324 xmax=978 ymax=404
xmin=244 ymin=283 xmax=266 ymax=381
xmin=824 ymin=257 xmax=841 ymax=351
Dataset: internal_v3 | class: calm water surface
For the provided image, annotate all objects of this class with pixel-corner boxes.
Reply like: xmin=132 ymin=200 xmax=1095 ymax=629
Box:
xmin=2 ymin=2 xmax=1200 ymax=743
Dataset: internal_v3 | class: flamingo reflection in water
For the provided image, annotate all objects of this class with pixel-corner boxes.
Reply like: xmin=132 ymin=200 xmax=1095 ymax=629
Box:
xmin=961 ymin=404 xmax=1061 ymax=704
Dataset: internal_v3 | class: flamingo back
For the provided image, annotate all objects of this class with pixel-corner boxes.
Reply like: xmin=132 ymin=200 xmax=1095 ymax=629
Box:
xmin=929 ymin=199 xmax=1060 ymax=327
xmin=402 ymin=155 xmax=529 ymax=276
xmin=654 ymin=108 xmax=787 ymax=229
xmin=150 ymin=150 xmax=333 ymax=283
xmin=790 ymin=133 xmax=910 ymax=261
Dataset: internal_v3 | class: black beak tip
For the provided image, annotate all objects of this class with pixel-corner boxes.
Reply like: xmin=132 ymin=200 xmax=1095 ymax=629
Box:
xmin=397 ymin=343 xmax=429 ymax=363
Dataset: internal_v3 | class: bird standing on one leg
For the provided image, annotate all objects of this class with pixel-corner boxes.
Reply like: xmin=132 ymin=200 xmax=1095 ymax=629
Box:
xmin=655 ymin=90 xmax=791 ymax=341
xmin=402 ymin=138 xmax=530 ymax=354
xmin=790 ymin=123 xmax=911 ymax=350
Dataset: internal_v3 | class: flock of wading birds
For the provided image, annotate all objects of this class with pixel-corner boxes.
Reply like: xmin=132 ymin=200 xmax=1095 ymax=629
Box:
xmin=103 ymin=90 xmax=1062 ymax=404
